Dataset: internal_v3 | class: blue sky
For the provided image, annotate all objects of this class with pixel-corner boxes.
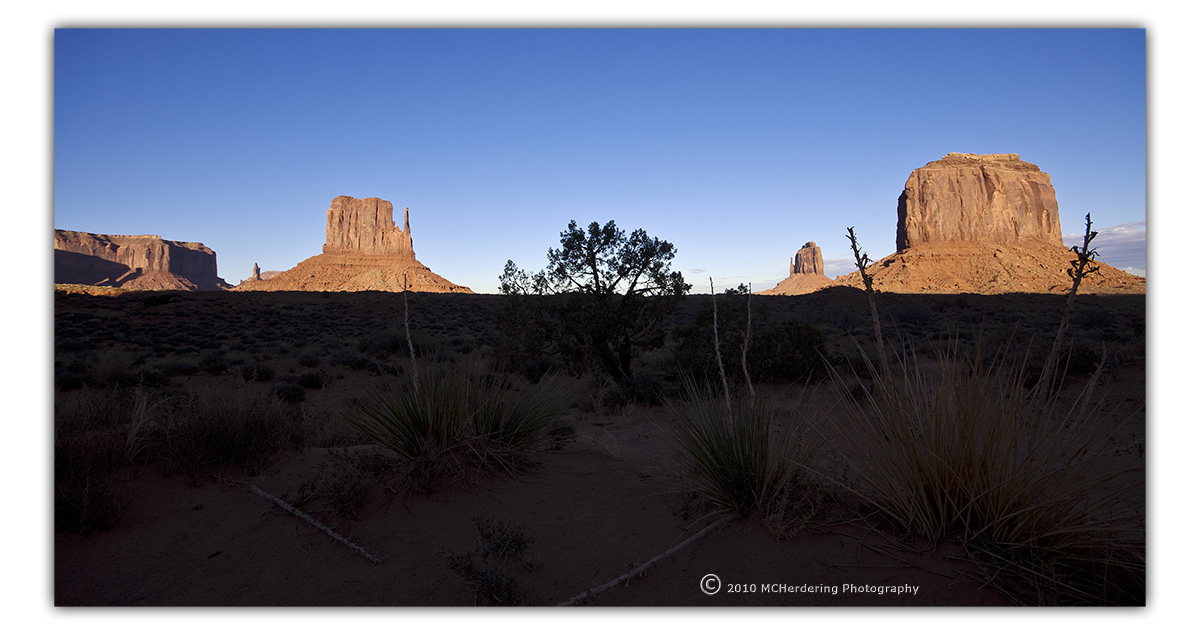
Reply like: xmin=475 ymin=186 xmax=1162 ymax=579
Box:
xmin=53 ymin=28 xmax=1147 ymax=292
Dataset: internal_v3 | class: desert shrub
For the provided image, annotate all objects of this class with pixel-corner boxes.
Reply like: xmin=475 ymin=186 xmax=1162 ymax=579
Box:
xmin=297 ymin=352 xmax=323 ymax=368
xmin=152 ymin=359 xmax=201 ymax=377
xmin=271 ymin=381 xmax=307 ymax=404
xmin=298 ymin=371 xmax=327 ymax=390
xmin=55 ymin=360 xmax=88 ymax=391
xmin=357 ymin=330 xmax=408 ymax=358
xmin=667 ymin=377 xmax=813 ymax=516
xmin=141 ymin=293 xmax=176 ymax=308
xmin=200 ymin=350 xmax=230 ymax=375
xmin=238 ymin=361 xmax=276 ymax=382
xmin=54 ymin=452 xmax=129 ymax=534
xmin=746 ymin=320 xmax=827 ymax=383
xmin=825 ymin=339 xmax=1143 ymax=604
xmin=86 ymin=348 xmax=138 ymax=387
xmin=445 ymin=515 xmax=533 ymax=606
xmin=54 ymin=389 xmax=134 ymax=533
xmin=673 ymin=288 xmax=827 ymax=385
xmin=625 ymin=369 xmax=670 ymax=405
xmin=130 ymin=386 xmax=302 ymax=482
xmin=293 ymin=448 xmax=396 ymax=518
xmin=57 ymin=338 xmax=87 ymax=353
xmin=330 ymin=350 xmax=371 ymax=371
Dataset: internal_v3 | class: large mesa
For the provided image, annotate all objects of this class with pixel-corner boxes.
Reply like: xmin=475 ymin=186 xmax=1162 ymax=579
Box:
xmin=896 ymin=153 xmax=1062 ymax=251
xmin=236 ymin=196 xmax=472 ymax=293
xmin=831 ymin=153 xmax=1144 ymax=294
xmin=54 ymin=230 xmax=231 ymax=291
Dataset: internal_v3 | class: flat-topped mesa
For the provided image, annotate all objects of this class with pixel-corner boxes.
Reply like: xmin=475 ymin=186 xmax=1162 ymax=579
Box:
xmin=897 ymin=152 xmax=1063 ymax=251
xmin=323 ymin=196 xmax=415 ymax=258
xmin=790 ymin=241 xmax=825 ymax=276
xmin=54 ymin=229 xmax=230 ymax=290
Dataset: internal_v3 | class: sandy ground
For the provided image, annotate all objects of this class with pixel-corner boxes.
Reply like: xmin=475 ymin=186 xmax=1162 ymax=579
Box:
xmin=56 ymin=398 xmax=1012 ymax=607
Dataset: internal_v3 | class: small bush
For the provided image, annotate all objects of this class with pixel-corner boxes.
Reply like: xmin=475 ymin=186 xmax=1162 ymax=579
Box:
xmin=128 ymin=386 xmax=302 ymax=482
xmin=271 ymin=382 xmax=307 ymax=403
xmin=330 ymin=350 xmax=371 ymax=371
xmin=54 ymin=389 xmax=138 ymax=533
xmin=141 ymin=294 xmax=176 ymax=308
xmin=673 ymin=292 xmax=827 ymax=385
xmin=294 ymin=448 xmax=396 ymax=518
xmin=238 ymin=361 xmax=276 ymax=382
xmin=298 ymin=371 xmax=327 ymax=390
xmin=200 ymin=350 xmax=230 ymax=375
xmin=297 ymin=353 xmax=323 ymax=368
xmin=445 ymin=515 xmax=532 ymax=606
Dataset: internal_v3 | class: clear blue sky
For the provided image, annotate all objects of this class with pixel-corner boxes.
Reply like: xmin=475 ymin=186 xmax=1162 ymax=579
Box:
xmin=54 ymin=28 xmax=1147 ymax=292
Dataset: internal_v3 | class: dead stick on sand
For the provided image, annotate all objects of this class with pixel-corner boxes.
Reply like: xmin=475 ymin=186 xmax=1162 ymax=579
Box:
xmin=558 ymin=515 xmax=733 ymax=606
xmin=249 ymin=484 xmax=384 ymax=565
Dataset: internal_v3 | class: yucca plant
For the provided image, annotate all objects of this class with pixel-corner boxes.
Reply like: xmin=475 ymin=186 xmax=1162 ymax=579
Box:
xmin=345 ymin=368 xmax=571 ymax=482
xmin=668 ymin=376 xmax=807 ymax=516
xmin=468 ymin=371 xmax=572 ymax=457
xmin=826 ymin=338 xmax=1143 ymax=604
xmin=345 ymin=374 xmax=470 ymax=462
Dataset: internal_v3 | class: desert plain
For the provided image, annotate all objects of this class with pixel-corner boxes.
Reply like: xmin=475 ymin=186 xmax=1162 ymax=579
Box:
xmin=53 ymin=284 xmax=1145 ymax=606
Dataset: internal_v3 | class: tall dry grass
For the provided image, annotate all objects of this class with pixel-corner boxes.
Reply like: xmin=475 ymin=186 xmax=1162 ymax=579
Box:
xmin=825 ymin=338 xmax=1143 ymax=604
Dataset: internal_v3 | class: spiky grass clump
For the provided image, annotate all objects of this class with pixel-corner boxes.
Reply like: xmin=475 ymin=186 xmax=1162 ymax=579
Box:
xmin=468 ymin=371 xmax=573 ymax=471
xmin=828 ymin=340 xmax=1143 ymax=604
xmin=667 ymin=377 xmax=810 ymax=516
xmin=344 ymin=369 xmax=570 ymax=485
xmin=346 ymin=374 xmax=469 ymax=463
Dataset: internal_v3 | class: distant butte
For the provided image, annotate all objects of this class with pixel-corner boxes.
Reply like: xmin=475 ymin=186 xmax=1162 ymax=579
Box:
xmin=762 ymin=241 xmax=832 ymax=295
xmin=235 ymin=196 xmax=472 ymax=293
xmin=830 ymin=153 xmax=1144 ymax=294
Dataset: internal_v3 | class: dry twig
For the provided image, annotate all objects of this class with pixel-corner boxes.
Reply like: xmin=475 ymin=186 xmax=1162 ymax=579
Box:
xmin=249 ymin=484 xmax=384 ymax=565
xmin=558 ymin=515 xmax=732 ymax=605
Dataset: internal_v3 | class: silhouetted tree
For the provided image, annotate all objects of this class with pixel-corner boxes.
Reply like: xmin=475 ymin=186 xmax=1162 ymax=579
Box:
xmin=498 ymin=220 xmax=690 ymax=383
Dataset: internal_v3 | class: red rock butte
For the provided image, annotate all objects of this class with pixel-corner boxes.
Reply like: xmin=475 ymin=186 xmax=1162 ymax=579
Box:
xmin=762 ymin=241 xmax=832 ymax=295
xmin=830 ymin=153 xmax=1144 ymax=295
xmin=236 ymin=196 xmax=472 ymax=293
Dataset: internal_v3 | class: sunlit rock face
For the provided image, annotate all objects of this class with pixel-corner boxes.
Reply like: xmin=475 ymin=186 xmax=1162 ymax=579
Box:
xmin=323 ymin=196 xmax=416 ymax=258
xmin=237 ymin=196 xmax=471 ymax=293
xmin=790 ymin=241 xmax=825 ymax=276
xmin=54 ymin=230 xmax=230 ymax=290
xmin=896 ymin=153 xmax=1063 ymax=251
